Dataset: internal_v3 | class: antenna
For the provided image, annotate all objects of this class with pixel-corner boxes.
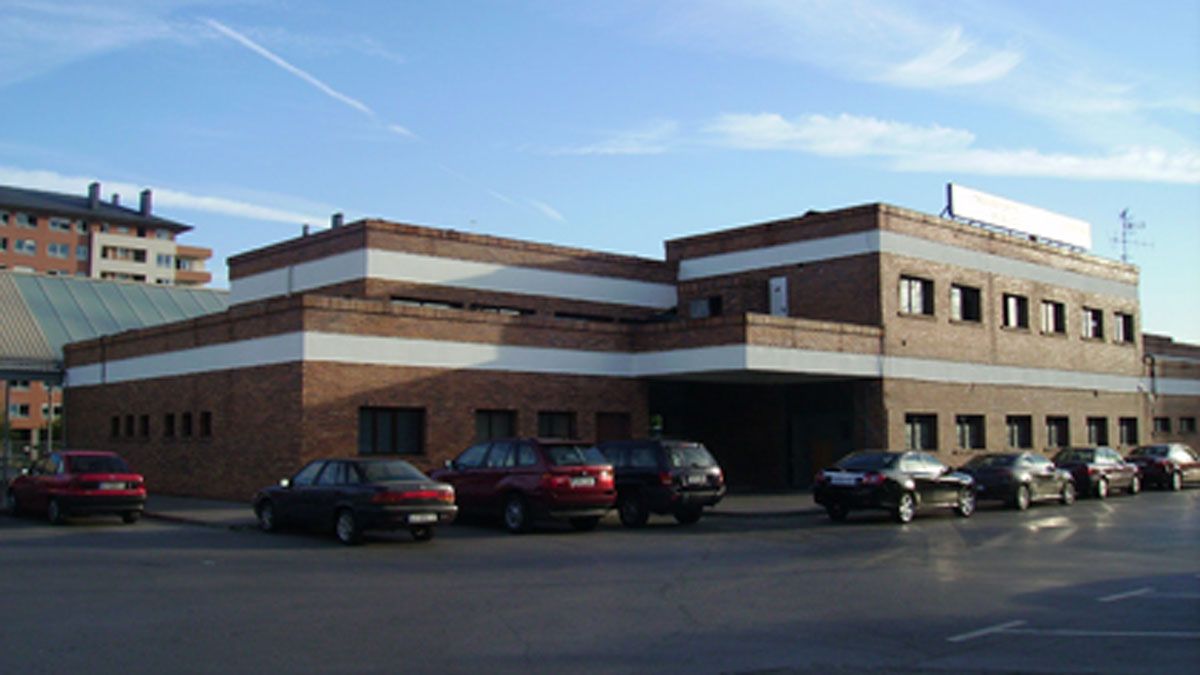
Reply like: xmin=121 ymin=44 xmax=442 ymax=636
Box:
xmin=1112 ymin=208 xmax=1150 ymax=263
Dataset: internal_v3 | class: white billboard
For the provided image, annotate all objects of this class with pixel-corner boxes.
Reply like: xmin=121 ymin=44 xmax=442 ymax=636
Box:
xmin=946 ymin=183 xmax=1092 ymax=250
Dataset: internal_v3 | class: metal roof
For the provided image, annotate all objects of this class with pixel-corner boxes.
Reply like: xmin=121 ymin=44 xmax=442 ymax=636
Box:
xmin=0 ymin=271 xmax=228 ymax=382
xmin=0 ymin=184 xmax=191 ymax=232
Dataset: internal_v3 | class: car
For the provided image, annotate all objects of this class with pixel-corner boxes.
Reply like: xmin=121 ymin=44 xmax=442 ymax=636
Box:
xmin=253 ymin=458 xmax=457 ymax=545
xmin=6 ymin=450 xmax=146 ymax=524
xmin=1126 ymin=443 xmax=1200 ymax=491
xmin=597 ymin=438 xmax=726 ymax=527
xmin=812 ymin=450 xmax=976 ymax=524
xmin=958 ymin=451 xmax=1076 ymax=510
xmin=1052 ymin=446 xmax=1141 ymax=498
xmin=431 ymin=438 xmax=615 ymax=533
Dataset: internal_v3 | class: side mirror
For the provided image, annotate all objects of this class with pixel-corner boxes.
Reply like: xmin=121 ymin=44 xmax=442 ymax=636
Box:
xmin=278 ymin=478 xmax=291 ymax=488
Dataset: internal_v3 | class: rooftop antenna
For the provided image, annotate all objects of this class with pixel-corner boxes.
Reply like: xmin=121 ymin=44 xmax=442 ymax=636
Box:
xmin=1112 ymin=208 xmax=1150 ymax=264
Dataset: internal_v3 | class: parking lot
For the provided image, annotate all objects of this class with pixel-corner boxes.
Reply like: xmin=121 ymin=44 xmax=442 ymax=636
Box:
xmin=1 ymin=489 xmax=1197 ymax=674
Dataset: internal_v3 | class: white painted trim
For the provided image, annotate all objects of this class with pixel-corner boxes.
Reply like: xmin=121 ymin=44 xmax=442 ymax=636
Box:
xmin=1155 ymin=378 xmax=1200 ymax=397
xmin=65 ymin=331 xmax=1148 ymax=395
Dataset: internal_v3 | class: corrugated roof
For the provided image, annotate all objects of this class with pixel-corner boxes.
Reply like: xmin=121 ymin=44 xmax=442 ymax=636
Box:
xmin=0 ymin=184 xmax=191 ymax=232
xmin=0 ymin=271 xmax=228 ymax=381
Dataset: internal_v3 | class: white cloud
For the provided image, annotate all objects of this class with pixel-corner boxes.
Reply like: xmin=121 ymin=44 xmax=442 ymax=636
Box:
xmin=882 ymin=26 xmax=1022 ymax=88
xmin=898 ymin=147 xmax=1200 ymax=185
xmin=550 ymin=120 xmax=680 ymax=156
xmin=526 ymin=198 xmax=566 ymax=223
xmin=707 ymin=113 xmax=975 ymax=156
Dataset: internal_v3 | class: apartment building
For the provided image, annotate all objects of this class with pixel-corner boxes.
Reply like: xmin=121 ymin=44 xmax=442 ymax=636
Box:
xmin=1 ymin=182 xmax=213 ymax=448
xmin=61 ymin=202 xmax=1193 ymax=500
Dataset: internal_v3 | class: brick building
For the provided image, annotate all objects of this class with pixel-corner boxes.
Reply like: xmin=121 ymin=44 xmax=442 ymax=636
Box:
xmin=62 ymin=202 xmax=1198 ymax=500
xmin=1 ymin=182 xmax=214 ymax=449
xmin=1144 ymin=334 xmax=1200 ymax=443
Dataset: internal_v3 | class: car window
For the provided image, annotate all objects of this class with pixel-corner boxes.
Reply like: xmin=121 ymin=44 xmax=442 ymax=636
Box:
xmin=919 ymin=453 xmax=945 ymax=471
xmin=836 ymin=452 xmax=898 ymax=471
xmin=667 ymin=444 xmax=717 ymax=469
xmin=53 ymin=455 xmax=66 ymax=475
xmin=515 ymin=443 xmax=539 ymax=467
xmin=359 ymin=460 xmax=426 ymax=482
xmin=598 ymin=446 xmax=624 ymax=467
xmin=964 ymin=455 xmax=1016 ymax=469
xmin=630 ymin=446 xmax=659 ymax=469
xmin=33 ymin=457 xmax=56 ymax=475
xmin=67 ymin=455 xmax=131 ymax=474
xmin=291 ymin=461 xmax=325 ymax=487
xmin=544 ymin=445 xmax=608 ymax=467
xmin=1099 ymin=448 xmax=1120 ymax=463
xmin=1131 ymin=445 xmax=1168 ymax=458
xmin=898 ymin=454 xmax=922 ymax=473
xmin=454 ymin=443 xmax=490 ymax=469
xmin=316 ymin=462 xmax=346 ymax=486
xmin=486 ymin=442 xmax=515 ymax=468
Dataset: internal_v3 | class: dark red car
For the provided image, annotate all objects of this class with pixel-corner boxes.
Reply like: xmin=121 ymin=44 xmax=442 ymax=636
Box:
xmin=1052 ymin=446 xmax=1140 ymax=498
xmin=6 ymin=450 xmax=146 ymax=524
xmin=1126 ymin=443 xmax=1200 ymax=491
xmin=431 ymin=438 xmax=615 ymax=533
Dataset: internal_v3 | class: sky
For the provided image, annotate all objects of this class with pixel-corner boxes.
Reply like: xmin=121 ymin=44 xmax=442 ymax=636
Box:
xmin=2 ymin=0 xmax=1198 ymax=341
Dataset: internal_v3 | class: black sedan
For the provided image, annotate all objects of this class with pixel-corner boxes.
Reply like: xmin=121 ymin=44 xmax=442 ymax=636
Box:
xmin=1052 ymin=446 xmax=1141 ymax=498
xmin=254 ymin=458 xmax=457 ymax=545
xmin=813 ymin=450 xmax=975 ymax=524
xmin=958 ymin=452 xmax=1076 ymax=510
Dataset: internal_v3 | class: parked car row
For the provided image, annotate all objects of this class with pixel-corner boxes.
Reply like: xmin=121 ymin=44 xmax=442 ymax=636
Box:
xmin=812 ymin=443 xmax=1200 ymax=524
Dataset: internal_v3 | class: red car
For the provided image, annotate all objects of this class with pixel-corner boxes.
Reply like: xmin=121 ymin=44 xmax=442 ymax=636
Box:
xmin=1127 ymin=444 xmax=1200 ymax=491
xmin=431 ymin=438 xmax=615 ymax=533
xmin=6 ymin=450 xmax=146 ymax=524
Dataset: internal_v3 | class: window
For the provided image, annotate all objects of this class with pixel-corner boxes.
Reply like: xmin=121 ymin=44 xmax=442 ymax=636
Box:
xmin=1114 ymin=312 xmax=1135 ymax=344
xmin=200 ymin=411 xmax=212 ymax=437
xmin=164 ymin=413 xmax=176 ymax=438
xmin=1154 ymin=417 xmax=1171 ymax=434
xmin=181 ymin=412 xmax=193 ymax=438
xmin=358 ymin=407 xmax=425 ymax=455
xmin=688 ymin=296 xmax=723 ymax=319
xmin=950 ymin=284 xmax=981 ymax=322
xmin=49 ymin=218 xmax=72 ymax=232
xmin=77 ymin=245 xmax=89 ymax=260
xmin=291 ymin=461 xmax=324 ymax=487
xmin=1180 ymin=417 xmax=1197 ymax=434
xmin=156 ymin=253 xmax=174 ymax=269
xmin=15 ymin=212 xmax=36 ymax=228
xmin=0 ymin=237 xmax=6 ymax=251
xmin=538 ymin=411 xmax=577 ymax=438
xmin=1082 ymin=307 xmax=1104 ymax=340
xmin=110 ymin=416 xmax=120 ymax=438
xmin=475 ymin=410 xmax=516 ymax=442
xmin=453 ymin=443 xmax=490 ymax=469
xmin=904 ymin=414 xmax=937 ymax=450
xmin=1046 ymin=416 xmax=1070 ymax=448
xmin=140 ymin=415 xmax=150 ymax=438
xmin=1002 ymin=294 xmax=1029 ymax=329
xmin=47 ymin=242 xmax=69 ymax=259
xmin=0 ymin=210 xmax=8 ymax=225
xmin=124 ymin=415 xmax=134 ymax=437
xmin=899 ymin=276 xmax=934 ymax=316
xmin=1118 ymin=417 xmax=1138 ymax=445
xmin=1086 ymin=417 xmax=1109 ymax=445
xmin=76 ymin=221 xmax=88 ymax=234
xmin=955 ymin=415 xmax=985 ymax=449
xmin=1041 ymin=300 xmax=1066 ymax=335
xmin=14 ymin=239 xmax=36 ymax=255
xmin=10 ymin=380 xmax=30 ymax=390
xmin=156 ymin=229 xmax=173 ymax=240
xmin=1006 ymin=415 xmax=1032 ymax=449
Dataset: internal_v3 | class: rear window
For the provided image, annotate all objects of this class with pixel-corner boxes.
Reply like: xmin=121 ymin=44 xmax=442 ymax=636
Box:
xmin=359 ymin=460 xmax=427 ymax=482
xmin=544 ymin=445 xmax=608 ymax=467
xmin=964 ymin=454 xmax=1017 ymax=468
xmin=666 ymin=444 xmax=717 ymax=468
xmin=834 ymin=452 xmax=898 ymax=471
xmin=67 ymin=455 xmax=130 ymax=474
xmin=1055 ymin=449 xmax=1095 ymax=463
xmin=1130 ymin=446 xmax=1169 ymax=458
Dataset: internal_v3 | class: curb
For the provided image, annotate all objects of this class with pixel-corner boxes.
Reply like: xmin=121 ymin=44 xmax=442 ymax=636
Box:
xmin=142 ymin=511 xmax=256 ymax=531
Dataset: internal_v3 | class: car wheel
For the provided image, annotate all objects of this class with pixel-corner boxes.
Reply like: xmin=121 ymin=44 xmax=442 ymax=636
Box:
xmin=955 ymin=488 xmax=976 ymax=518
xmin=673 ymin=507 xmax=703 ymax=525
xmin=893 ymin=492 xmax=916 ymax=524
xmin=503 ymin=494 xmax=531 ymax=534
xmin=1169 ymin=471 xmax=1183 ymax=492
xmin=569 ymin=517 xmax=600 ymax=531
xmin=1060 ymin=481 xmax=1076 ymax=505
xmin=47 ymin=499 xmax=66 ymax=525
xmin=826 ymin=503 xmax=849 ymax=522
xmin=410 ymin=526 xmax=434 ymax=542
xmin=334 ymin=509 xmax=362 ymax=546
xmin=1012 ymin=484 xmax=1032 ymax=511
xmin=256 ymin=501 xmax=277 ymax=533
xmin=1095 ymin=477 xmax=1109 ymax=499
xmin=121 ymin=511 xmax=141 ymax=524
xmin=617 ymin=492 xmax=649 ymax=528
xmin=1128 ymin=475 xmax=1141 ymax=495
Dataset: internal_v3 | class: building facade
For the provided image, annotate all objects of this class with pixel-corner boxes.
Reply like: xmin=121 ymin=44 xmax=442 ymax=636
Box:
xmin=62 ymin=203 xmax=1195 ymax=500
xmin=1144 ymin=334 xmax=1200 ymax=444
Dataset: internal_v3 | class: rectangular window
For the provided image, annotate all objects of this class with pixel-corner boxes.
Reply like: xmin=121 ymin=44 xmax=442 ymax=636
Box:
xmin=49 ymin=218 xmax=72 ymax=232
xmin=1118 ymin=417 xmax=1138 ymax=445
xmin=950 ymin=284 xmax=981 ymax=322
xmin=15 ymin=212 xmax=36 ymax=228
xmin=156 ymin=253 xmax=174 ymax=269
xmin=77 ymin=245 xmax=89 ymax=260
xmin=1086 ymin=417 xmax=1109 ymax=445
xmin=181 ymin=412 xmax=193 ymax=438
xmin=0 ymin=210 xmax=8 ymax=225
xmin=358 ymin=407 xmax=425 ymax=455
xmin=1114 ymin=312 xmax=1135 ymax=344
xmin=1082 ymin=307 xmax=1104 ymax=340
xmin=1153 ymin=417 xmax=1171 ymax=434
xmin=47 ymin=242 xmax=69 ymax=259
xmin=110 ymin=415 xmax=120 ymax=438
xmin=140 ymin=415 xmax=150 ymax=438
xmin=904 ymin=414 xmax=937 ymax=450
xmin=164 ymin=413 xmax=176 ymax=438
xmin=14 ymin=239 xmax=36 ymax=255
xmin=0 ymin=237 xmax=6 ymax=251
xmin=955 ymin=415 xmax=985 ymax=449
xmin=1041 ymin=300 xmax=1066 ymax=335
xmin=156 ymin=229 xmax=173 ymax=240
xmin=1006 ymin=415 xmax=1033 ymax=449
xmin=1046 ymin=416 xmax=1070 ymax=448
xmin=537 ymin=411 xmax=578 ymax=438
xmin=899 ymin=276 xmax=934 ymax=315
xmin=76 ymin=221 xmax=88 ymax=234
xmin=1180 ymin=417 xmax=1196 ymax=434
xmin=475 ymin=410 xmax=516 ymax=442
xmin=200 ymin=411 xmax=212 ymax=437
xmin=688 ymin=296 xmax=723 ymax=319
xmin=1003 ymin=294 xmax=1029 ymax=329
xmin=123 ymin=415 xmax=134 ymax=437
xmin=11 ymin=380 xmax=30 ymax=390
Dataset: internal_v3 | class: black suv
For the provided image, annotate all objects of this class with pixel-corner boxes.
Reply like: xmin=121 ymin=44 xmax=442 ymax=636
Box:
xmin=596 ymin=439 xmax=726 ymax=527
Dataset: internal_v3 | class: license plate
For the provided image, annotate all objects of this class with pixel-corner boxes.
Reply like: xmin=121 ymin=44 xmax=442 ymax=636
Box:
xmin=409 ymin=513 xmax=437 ymax=524
xmin=685 ymin=474 xmax=707 ymax=486
xmin=99 ymin=482 xmax=126 ymax=490
xmin=829 ymin=473 xmax=858 ymax=486
xmin=569 ymin=476 xmax=596 ymax=488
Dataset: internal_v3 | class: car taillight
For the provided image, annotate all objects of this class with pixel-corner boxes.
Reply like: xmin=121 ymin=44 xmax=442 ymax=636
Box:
xmin=713 ymin=468 xmax=724 ymax=484
xmin=372 ymin=488 xmax=454 ymax=504
xmin=540 ymin=473 xmax=571 ymax=489
xmin=658 ymin=471 xmax=673 ymax=486
xmin=814 ymin=470 xmax=827 ymax=484
xmin=860 ymin=472 xmax=887 ymax=486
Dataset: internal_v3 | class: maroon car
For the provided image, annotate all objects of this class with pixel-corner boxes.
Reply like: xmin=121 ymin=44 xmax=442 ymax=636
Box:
xmin=1052 ymin=446 xmax=1140 ymax=498
xmin=432 ymin=438 xmax=615 ymax=533
xmin=1127 ymin=443 xmax=1200 ymax=491
xmin=6 ymin=450 xmax=146 ymax=524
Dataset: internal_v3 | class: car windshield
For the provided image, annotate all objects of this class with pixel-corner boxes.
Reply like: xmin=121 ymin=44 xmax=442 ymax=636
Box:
xmin=544 ymin=445 xmax=608 ymax=467
xmin=67 ymin=455 xmax=130 ymax=473
xmin=359 ymin=460 xmax=427 ymax=482
xmin=1130 ymin=446 xmax=1169 ymax=458
xmin=834 ymin=452 xmax=898 ymax=471
xmin=964 ymin=454 xmax=1017 ymax=468
xmin=666 ymin=444 xmax=717 ymax=468
xmin=1055 ymin=449 xmax=1096 ymax=463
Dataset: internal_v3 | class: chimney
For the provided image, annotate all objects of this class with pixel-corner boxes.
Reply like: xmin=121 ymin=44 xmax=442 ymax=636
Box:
xmin=331 ymin=212 xmax=344 ymax=228
xmin=139 ymin=189 xmax=152 ymax=217
xmin=111 ymin=193 xmax=120 ymax=206
xmin=88 ymin=182 xmax=101 ymax=209
xmin=302 ymin=224 xmax=311 ymax=237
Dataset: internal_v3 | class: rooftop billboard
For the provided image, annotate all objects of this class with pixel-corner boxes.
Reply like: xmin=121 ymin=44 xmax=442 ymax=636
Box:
xmin=946 ymin=183 xmax=1092 ymax=250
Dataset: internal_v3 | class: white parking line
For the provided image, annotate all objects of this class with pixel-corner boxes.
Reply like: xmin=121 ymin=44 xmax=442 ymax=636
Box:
xmin=947 ymin=620 xmax=1026 ymax=643
xmin=1098 ymin=587 xmax=1153 ymax=603
xmin=1005 ymin=628 xmax=1200 ymax=639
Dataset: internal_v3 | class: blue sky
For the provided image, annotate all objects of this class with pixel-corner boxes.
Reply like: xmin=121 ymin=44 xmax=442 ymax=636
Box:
xmin=2 ymin=0 xmax=1198 ymax=341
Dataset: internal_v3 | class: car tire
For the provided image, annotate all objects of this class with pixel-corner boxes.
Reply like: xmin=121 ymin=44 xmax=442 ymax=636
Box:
xmin=121 ymin=511 xmax=141 ymax=524
xmin=617 ymin=492 xmax=649 ymax=528
xmin=569 ymin=517 xmax=600 ymax=531
xmin=47 ymin=499 xmax=66 ymax=525
xmin=673 ymin=507 xmax=703 ymax=525
xmin=1059 ymin=481 xmax=1076 ymax=505
xmin=410 ymin=526 xmax=434 ymax=542
xmin=1128 ymin=475 xmax=1141 ymax=495
xmin=334 ymin=509 xmax=362 ymax=546
xmin=826 ymin=503 xmax=849 ymax=522
xmin=1013 ymin=484 xmax=1032 ymax=511
xmin=503 ymin=494 xmax=531 ymax=534
xmin=893 ymin=492 xmax=916 ymax=524
xmin=256 ymin=501 xmax=277 ymax=533
xmin=1169 ymin=471 xmax=1183 ymax=492
xmin=1095 ymin=477 xmax=1109 ymax=499
xmin=954 ymin=488 xmax=976 ymax=518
